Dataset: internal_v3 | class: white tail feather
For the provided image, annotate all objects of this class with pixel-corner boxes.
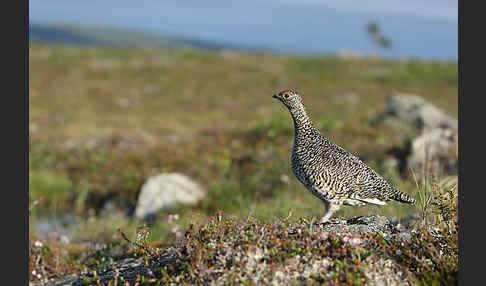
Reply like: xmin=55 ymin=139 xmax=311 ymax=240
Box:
xmin=358 ymin=198 xmax=388 ymax=205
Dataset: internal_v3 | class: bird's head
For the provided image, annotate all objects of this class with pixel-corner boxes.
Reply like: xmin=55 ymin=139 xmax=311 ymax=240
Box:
xmin=272 ymin=89 xmax=303 ymax=109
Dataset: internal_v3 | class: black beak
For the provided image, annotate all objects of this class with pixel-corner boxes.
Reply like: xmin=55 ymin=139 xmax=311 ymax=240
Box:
xmin=272 ymin=94 xmax=278 ymax=99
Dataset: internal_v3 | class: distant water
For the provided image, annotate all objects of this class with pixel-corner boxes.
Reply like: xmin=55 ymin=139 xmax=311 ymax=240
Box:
xmin=29 ymin=0 xmax=457 ymax=61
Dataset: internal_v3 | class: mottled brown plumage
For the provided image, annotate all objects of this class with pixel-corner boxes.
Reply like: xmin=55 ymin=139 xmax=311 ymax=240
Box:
xmin=273 ymin=89 xmax=415 ymax=222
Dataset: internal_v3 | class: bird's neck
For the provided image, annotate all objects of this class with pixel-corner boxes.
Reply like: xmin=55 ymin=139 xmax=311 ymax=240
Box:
xmin=289 ymin=103 xmax=317 ymax=138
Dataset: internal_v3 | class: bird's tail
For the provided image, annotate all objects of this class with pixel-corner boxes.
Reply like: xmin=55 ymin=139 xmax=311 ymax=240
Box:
xmin=390 ymin=188 xmax=416 ymax=204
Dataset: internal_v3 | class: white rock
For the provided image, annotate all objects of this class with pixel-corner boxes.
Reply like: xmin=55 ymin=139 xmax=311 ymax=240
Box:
xmin=408 ymin=128 xmax=458 ymax=175
xmin=134 ymin=173 xmax=206 ymax=220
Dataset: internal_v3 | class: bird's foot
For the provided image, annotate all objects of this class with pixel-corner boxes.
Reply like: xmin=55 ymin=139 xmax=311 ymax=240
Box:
xmin=320 ymin=203 xmax=340 ymax=224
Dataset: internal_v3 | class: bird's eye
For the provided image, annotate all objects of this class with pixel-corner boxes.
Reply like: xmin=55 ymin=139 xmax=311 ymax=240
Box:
xmin=284 ymin=93 xmax=289 ymax=98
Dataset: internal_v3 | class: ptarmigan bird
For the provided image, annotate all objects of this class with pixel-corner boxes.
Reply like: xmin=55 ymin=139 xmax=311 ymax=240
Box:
xmin=272 ymin=89 xmax=416 ymax=222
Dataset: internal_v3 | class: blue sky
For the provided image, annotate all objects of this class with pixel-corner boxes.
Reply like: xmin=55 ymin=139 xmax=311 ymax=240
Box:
xmin=29 ymin=0 xmax=458 ymax=60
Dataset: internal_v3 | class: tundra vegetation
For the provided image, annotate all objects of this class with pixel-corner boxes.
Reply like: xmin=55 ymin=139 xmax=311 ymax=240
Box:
xmin=29 ymin=44 xmax=458 ymax=285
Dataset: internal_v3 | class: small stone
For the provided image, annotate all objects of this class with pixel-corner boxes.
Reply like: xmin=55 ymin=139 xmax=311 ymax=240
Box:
xmin=134 ymin=173 xmax=206 ymax=220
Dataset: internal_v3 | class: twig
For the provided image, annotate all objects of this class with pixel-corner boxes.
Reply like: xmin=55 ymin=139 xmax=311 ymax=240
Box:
xmin=118 ymin=228 xmax=158 ymax=258
xmin=285 ymin=211 xmax=293 ymax=221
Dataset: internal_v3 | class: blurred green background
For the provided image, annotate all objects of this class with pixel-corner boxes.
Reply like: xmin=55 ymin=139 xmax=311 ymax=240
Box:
xmin=29 ymin=44 xmax=457 ymax=246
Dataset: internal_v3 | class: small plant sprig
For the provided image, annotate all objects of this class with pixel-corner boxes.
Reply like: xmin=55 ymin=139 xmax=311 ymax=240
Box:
xmin=118 ymin=225 xmax=161 ymax=265
xmin=431 ymin=175 xmax=458 ymax=233
xmin=411 ymin=149 xmax=458 ymax=231
xmin=411 ymin=168 xmax=434 ymax=227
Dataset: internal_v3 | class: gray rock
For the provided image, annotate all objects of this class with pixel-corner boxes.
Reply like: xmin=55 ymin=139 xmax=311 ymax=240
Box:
xmin=365 ymin=258 xmax=411 ymax=286
xmin=318 ymin=215 xmax=394 ymax=235
xmin=134 ymin=173 xmax=206 ymax=220
xmin=373 ymin=93 xmax=458 ymax=176
xmin=30 ymin=252 xmax=179 ymax=286
xmin=381 ymin=93 xmax=457 ymax=132
xmin=316 ymin=215 xmax=414 ymax=246
xmin=408 ymin=127 xmax=458 ymax=175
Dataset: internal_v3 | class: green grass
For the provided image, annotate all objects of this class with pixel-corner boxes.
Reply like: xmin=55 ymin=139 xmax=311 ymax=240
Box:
xmin=29 ymin=44 xmax=457 ymax=246
xmin=29 ymin=169 xmax=74 ymax=213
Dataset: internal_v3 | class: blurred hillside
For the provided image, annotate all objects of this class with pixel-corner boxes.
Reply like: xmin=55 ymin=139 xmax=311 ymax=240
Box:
xmin=29 ymin=23 xmax=261 ymax=51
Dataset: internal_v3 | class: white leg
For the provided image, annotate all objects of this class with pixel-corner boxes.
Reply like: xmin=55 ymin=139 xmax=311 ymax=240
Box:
xmin=320 ymin=203 xmax=340 ymax=223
